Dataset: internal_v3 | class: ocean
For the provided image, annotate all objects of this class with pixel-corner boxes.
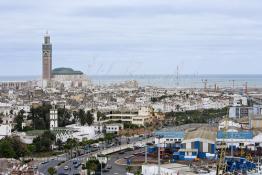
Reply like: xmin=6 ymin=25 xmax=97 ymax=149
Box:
xmin=0 ymin=74 xmax=262 ymax=88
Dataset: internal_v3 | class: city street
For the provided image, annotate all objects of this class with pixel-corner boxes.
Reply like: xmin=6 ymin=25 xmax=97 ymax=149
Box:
xmin=37 ymin=136 xmax=153 ymax=175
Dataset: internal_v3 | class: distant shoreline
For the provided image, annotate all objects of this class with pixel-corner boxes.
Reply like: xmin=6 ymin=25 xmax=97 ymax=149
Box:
xmin=0 ymin=74 xmax=262 ymax=88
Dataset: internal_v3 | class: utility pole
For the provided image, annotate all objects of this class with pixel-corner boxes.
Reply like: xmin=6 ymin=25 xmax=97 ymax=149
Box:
xmin=157 ymin=135 xmax=163 ymax=175
xmin=145 ymin=144 xmax=147 ymax=164
xmin=176 ymin=65 xmax=179 ymax=87
xmin=158 ymin=141 xmax=161 ymax=175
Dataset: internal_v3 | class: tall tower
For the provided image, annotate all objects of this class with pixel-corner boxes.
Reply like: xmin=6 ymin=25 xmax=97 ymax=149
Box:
xmin=50 ymin=105 xmax=58 ymax=130
xmin=42 ymin=32 xmax=52 ymax=81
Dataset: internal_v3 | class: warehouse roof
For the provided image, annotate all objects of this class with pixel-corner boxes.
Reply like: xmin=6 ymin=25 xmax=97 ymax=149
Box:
xmin=217 ymin=131 xmax=253 ymax=139
xmin=184 ymin=128 xmax=216 ymax=141
xmin=154 ymin=131 xmax=185 ymax=138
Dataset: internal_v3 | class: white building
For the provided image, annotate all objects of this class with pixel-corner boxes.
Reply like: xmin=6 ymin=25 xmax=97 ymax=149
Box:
xmin=102 ymin=107 xmax=152 ymax=126
xmin=0 ymin=124 xmax=12 ymax=139
xmin=50 ymin=106 xmax=58 ymax=130
xmin=142 ymin=164 xmax=195 ymax=175
xmin=218 ymin=120 xmax=242 ymax=130
xmin=105 ymin=123 xmax=123 ymax=133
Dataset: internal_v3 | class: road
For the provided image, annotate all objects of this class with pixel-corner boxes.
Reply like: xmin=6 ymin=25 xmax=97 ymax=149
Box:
xmin=37 ymin=136 xmax=152 ymax=175
xmin=102 ymin=147 xmax=145 ymax=175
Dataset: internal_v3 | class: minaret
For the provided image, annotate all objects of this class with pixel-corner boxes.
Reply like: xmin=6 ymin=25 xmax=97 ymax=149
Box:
xmin=50 ymin=104 xmax=58 ymax=130
xmin=42 ymin=31 xmax=52 ymax=83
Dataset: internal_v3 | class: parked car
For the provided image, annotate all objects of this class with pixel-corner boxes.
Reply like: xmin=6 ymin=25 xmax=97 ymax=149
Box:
xmin=106 ymin=164 xmax=112 ymax=169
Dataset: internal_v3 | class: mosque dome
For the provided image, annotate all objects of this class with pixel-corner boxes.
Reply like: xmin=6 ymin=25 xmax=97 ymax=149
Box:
xmin=52 ymin=67 xmax=83 ymax=75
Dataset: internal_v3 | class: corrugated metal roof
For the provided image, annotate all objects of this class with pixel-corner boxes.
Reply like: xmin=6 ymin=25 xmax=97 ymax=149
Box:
xmin=217 ymin=131 xmax=253 ymax=139
xmin=184 ymin=128 xmax=217 ymax=141
xmin=154 ymin=131 xmax=185 ymax=138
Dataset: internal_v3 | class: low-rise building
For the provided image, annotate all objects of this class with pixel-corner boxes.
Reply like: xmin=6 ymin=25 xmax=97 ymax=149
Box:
xmin=179 ymin=128 xmax=216 ymax=160
xmin=102 ymin=107 xmax=152 ymax=126
xmin=0 ymin=124 xmax=12 ymax=139
xmin=216 ymin=131 xmax=253 ymax=149
xmin=105 ymin=123 xmax=123 ymax=134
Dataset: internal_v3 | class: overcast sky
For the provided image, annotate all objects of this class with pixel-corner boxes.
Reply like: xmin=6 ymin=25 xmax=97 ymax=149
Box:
xmin=0 ymin=0 xmax=262 ymax=76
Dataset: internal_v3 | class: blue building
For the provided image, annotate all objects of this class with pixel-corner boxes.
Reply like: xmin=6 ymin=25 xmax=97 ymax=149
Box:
xmin=216 ymin=131 xmax=253 ymax=148
xmin=176 ymin=128 xmax=216 ymax=160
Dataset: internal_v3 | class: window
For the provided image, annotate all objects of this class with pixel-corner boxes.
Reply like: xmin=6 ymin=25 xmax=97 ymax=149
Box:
xmin=166 ymin=139 xmax=169 ymax=141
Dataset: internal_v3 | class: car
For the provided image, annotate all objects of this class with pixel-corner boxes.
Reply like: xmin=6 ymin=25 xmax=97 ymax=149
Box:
xmin=118 ymin=151 xmax=125 ymax=154
xmin=73 ymin=160 xmax=78 ymax=164
xmin=64 ymin=166 xmax=69 ymax=170
xmin=102 ymin=168 xmax=110 ymax=172
xmin=33 ymin=165 xmax=38 ymax=169
xmin=106 ymin=164 xmax=112 ymax=169
xmin=74 ymin=164 xmax=81 ymax=168
xmin=41 ymin=161 xmax=48 ymax=164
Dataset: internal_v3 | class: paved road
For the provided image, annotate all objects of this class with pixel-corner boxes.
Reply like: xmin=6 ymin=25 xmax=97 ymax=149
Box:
xmin=103 ymin=147 xmax=145 ymax=175
xmin=37 ymin=155 xmax=68 ymax=175
xmin=37 ymin=136 xmax=152 ymax=175
xmin=56 ymin=138 xmax=152 ymax=175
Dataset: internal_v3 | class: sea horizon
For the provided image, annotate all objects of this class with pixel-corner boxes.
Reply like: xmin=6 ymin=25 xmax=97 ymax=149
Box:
xmin=0 ymin=74 xmax=261 ymax=88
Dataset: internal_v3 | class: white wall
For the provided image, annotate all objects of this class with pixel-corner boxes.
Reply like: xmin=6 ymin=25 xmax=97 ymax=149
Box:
xmin=0 ymin=124 xmax=11 ymax=139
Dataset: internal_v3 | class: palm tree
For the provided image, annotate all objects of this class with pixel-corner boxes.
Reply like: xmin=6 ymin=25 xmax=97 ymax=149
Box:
xmin=86 ymin=159 xmax=99 ymax=175
xmin=56 ymin=139 xmax=63 ymax=150
xmin=135 ymin=167 xmax=142 ymax=175
xmin=47 ymin=167 xmax=57 ymax=175
xmin=65 ymin=138 xmax=78 ymax=158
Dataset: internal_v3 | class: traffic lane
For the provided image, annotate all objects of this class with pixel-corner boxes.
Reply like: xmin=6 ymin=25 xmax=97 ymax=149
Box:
xmin=57 ymin=159 xmax=83 ymax=175
xmin=103 ymin=147 xmax=145 ymax=175
xmin=38 ymin=155 xmax=68 ymax=174
xmin=56 ymin=137 xmax=152 ymax=174
xmin=38 ymin=160 xmax=61 ymax=174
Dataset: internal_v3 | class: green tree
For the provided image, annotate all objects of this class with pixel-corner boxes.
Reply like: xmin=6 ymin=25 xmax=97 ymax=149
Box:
xmin=48 ymin=167 xmax=57 ymax=175
xmin=0 ymin=139 xmax=15 ymax=158
xmin=64 ymin=138 xmax=78 ymax=158
xmin=56 ymin=139 xmax=63 ymax=150
xmin=33 ymin=131 xmax=55 ymax=152
xmin=86 ymin=111 xmax=94 ymax=126
xmin=86 ymin=158 xmax=99 ymax=175
xmin=126 ymin=165 xmax=132 ymax=173
xmin=78 ymin=109 xmax=86 ymax=126
xmin=135 ymin=167 xmax=142 ymax=175
xmin=0 ymin=136 xmax=28 ymax=159
xmin=14 ymin=111 xmax=24 ymax=131
xmin=104 ymin=133 xmax=114 ymax=144
xmin=58 ymin=108 xmax=73 ymax=127
xmin=10 ymin=136 xmax=29 ymax=158
xmin=30 ymin=104 xmax=52 ymax=130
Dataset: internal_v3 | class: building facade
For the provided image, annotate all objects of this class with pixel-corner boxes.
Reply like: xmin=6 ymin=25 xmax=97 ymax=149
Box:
xmin=50 ymin=106 xmax=58 ymax=130
xmin=42 ymin=32 xmax=52 ymax=81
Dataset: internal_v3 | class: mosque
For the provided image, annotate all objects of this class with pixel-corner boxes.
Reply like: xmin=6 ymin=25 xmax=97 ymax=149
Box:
xmin=42 ymin=32 xmax=91 ymax=89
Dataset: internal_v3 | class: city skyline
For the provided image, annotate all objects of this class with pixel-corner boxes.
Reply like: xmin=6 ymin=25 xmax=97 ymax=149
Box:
xmin=1 ymin=0 xmax=262 ymax=76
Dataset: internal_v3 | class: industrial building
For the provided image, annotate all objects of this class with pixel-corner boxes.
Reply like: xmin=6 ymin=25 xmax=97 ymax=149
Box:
xmin=216 ymin=131 xmax=253 ymax=149
xmin=177 ymin=128 xmax=216 ymax=160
